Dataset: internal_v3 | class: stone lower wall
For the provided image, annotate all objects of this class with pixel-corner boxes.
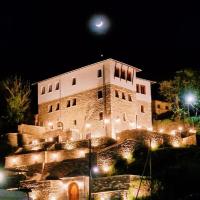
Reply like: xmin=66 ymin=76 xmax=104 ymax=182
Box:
xmin=92 ymin=175 xmax=150 ymax=199
xmin=21 ymin=176 xmax=89 ymax=200
xmin=5 ymin=148 xmax=89 ymax=168
xmin=97 ymin=139 xmax=138 ymax=171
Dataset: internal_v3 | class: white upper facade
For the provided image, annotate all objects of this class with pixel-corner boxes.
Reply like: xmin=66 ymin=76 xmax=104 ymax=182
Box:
xmin=37 ymin=58 xmax=152 ymax=104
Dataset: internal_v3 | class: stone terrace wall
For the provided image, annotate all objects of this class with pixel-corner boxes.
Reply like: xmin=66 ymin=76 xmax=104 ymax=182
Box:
xmin=92 ymin=175 xmax=150 ymax=199
xmin=5 ymin=148 xmax=89 ymax=168
xmin=97 ymin=139 xmax=137 ymax=168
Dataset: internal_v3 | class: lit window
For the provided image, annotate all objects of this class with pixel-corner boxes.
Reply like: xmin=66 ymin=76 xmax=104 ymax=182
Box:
xmin=48 ymin=85 xmax=52 ymax=93
xmin=97 ymin=69 xmax=102 ymax=78
xmin=72 ymin=98 xmax=76 ymax=106
xmin=56 ymin=103 xmax=60 ymax=111
xmin=121 ymin=69 xmax=126 ymax=79
xmin=99 ymin=112 xmax=103 ymax=120
xmin=128 ymin=94 xmax=132 ymax=101
xmin=48 ymin=105 xmax=53 ymax=113
xmin=141 ymin=105 xmax=144 ymax=113
xmin=55 ymin=82 xmax=60 ymax=90
xmin=41 ymin=86 xmax=45 ymax=95
xmin=67 ymin=100 xmax=70 ymax=107
xmin=123 ymin=113 xmax=126 ymax=121
xmin=140 ymin=85 xmax=146 ymax=94
xmin=74 ymin=120 xmax=77 ymax=125
xmin=115 ymin=90 xmax=119 ymax=98
xmin=97 ymin=90 xmax=103 ymax=99
xmin=127 ymin=71 xmax=132 ymax=81
xmin=72 ymin=78 xmax=76 ymax=85
xmin=114 ymin=67 xmax=120 ymax=77
xmin=136 ymin=84 xmax=140 ymax=93
xmin=122 ymin=92 xmax=126 ymax=100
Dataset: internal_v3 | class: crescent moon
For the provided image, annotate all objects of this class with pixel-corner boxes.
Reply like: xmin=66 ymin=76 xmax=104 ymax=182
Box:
xmin=96 ymin=21 xmax=103 ymax=27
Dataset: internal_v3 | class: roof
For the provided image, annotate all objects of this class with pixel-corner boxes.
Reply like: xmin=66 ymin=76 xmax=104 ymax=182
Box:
xmin=33 ymin=58 xmax=142 ymax=85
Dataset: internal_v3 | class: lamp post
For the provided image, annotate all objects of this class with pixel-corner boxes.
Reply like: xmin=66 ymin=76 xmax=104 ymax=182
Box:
xmin=185 ymin=93 xmax=196 ymax=117
xmin=185 ymin=93 xmax=196 ymax=128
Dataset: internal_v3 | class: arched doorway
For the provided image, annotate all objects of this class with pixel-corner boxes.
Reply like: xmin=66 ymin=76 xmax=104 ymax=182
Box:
xmin=68 ymin=182 xmax=79 ymax=200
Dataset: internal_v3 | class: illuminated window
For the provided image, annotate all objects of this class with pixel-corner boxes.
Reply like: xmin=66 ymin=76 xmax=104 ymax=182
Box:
xmin=72 ymin=78 xmax=76 ymax=85
xmin=99 ymin=112 xmax=103 ymax=120
xmin=122 ymin=92 xmax=126 ymax=100
xmin=97 ymin=90 xmax=103 ymax=99
xmin=128 ymin=94 xmax=132 ymax=101
xmin=136 ymin=84 xmax=140 ymax=93
xmin=141 ymin=105 xmax=145 ymax=113
xmin=72 ymin=98 xmax=76 ymax=106
xmin=115 ymin=90 xmax=119 ymax=98
xmin=48 ymin=105 xmax=53 ymax=113
xmin=41 ymin=86 xmax=45 ymax=95
xmin=127 ymin=71 xmax=132 ymax=81
xmin=55 ymin=82 xmax=59 ymax=90
xmin=140 ymin=85 xmax=146 ymax=94
xmin=48 ymin=85 xmax=52 ymax=93
xmin=121 ymin=69 xmax=125 ymax=79
xmin=56 ymin=103 xmax=60 ymax=111
xmin=67 ymin=100 xmax=70 ymax=107
xmin=97 ymin=69 xmax=102 ymax=78
xmin=114 ymin=67 xmax=120 ymax=77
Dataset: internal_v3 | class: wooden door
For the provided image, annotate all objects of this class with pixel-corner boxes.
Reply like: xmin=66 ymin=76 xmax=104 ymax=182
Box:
xmin=68 ymin=182 xmax=79 ymax=200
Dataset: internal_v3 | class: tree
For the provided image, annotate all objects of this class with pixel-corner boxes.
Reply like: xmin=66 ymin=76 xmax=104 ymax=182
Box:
xmin=0 ymin=76 xmax=31 ymax=132
xmin=159 ymin=68 xmax=200 ymax=120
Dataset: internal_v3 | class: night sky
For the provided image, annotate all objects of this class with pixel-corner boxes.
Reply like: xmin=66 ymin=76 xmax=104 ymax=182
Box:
xmin=1 ymin=1 xmax=200 ymax=83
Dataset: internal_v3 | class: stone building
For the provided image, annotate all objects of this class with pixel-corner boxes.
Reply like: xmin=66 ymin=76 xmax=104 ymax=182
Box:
xmin=152 ymin=100 xmax=172 ymax=119
xmin=3 ymin=59 xmax=196 ymax=200
xmin=36 ymin=58 xmax=152 ymax=140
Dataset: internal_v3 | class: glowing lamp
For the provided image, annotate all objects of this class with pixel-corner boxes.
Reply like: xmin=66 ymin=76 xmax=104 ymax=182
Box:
xmin=93 ymin=166 xmax=99 ymax=173
xmin=62 ymin=183 xmax=68 ymax=190
xmin=137 ymin=125 xmax=141 ymax=129
xmin=32 ymin=154 xmax=40 ymax=162
xmin=147 ymin=127 xmax=153 ymax=131
xmin=172 ymin=141 xmax=180 ymax=148
xmin=79 ymin=150 xmax=85 ymax=157
xmin=0 ymin=171 xmax=5 ymax=183
xmin=49 ymin=196 xmax=56 ymax=200
xmin=102 ymin=164 xmax=109 ymax=173
xmin=48 ymin=121 xmax=53 ymax=127
xmin=178 ymin=127 xmax=183 ymax=131
xmin=115 ymin=118 xmax=121 ymax=123
xmin=159 ymin=128 xmax=164 ymax=133
xmin=51 ymin=153 xmax=58 ymax=161
xmin=189 ymin=128 xmax=196 ymax=133
xmin=48 ymin=137 xmax=53 ymax=142
xmin=151 ymin=140 xmax=158 ymax=149
xmin=85 ymin=123 xmax=91 ymax=128
xmin=104 ymin=118 xmax=110 ymax=124
xmin=30 ymin=192 xmax=36 ymax=200
xmin=170 ymin=130 xmax=176 ymax=136
xmin=11 ymin=158 xmax=17 ymax=164
xmin=185 ymin=93 xmax=196 ymax=104
xmin=129 ymin=122 xmax=135 ymax=128
xmin=32 ymin=140 xmax=38 ymax=145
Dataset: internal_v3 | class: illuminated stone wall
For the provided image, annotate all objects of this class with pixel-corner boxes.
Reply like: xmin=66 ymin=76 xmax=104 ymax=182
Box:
xmin=92 ymin=175 xmax=150 ymax=199
xmin=38 ymin=84 xmax=152 ymax=140
xmin=21 ymin=176 xmax=89 ymax=200
xmin=5 ymin=148 xmax=89 ymax=168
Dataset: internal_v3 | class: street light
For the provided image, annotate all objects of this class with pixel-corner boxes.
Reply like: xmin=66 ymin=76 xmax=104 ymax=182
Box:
xmin=0 ymin=171 xmax=5 ymax=184
xmin=185 ymin=93 xmax=196 ymax=117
